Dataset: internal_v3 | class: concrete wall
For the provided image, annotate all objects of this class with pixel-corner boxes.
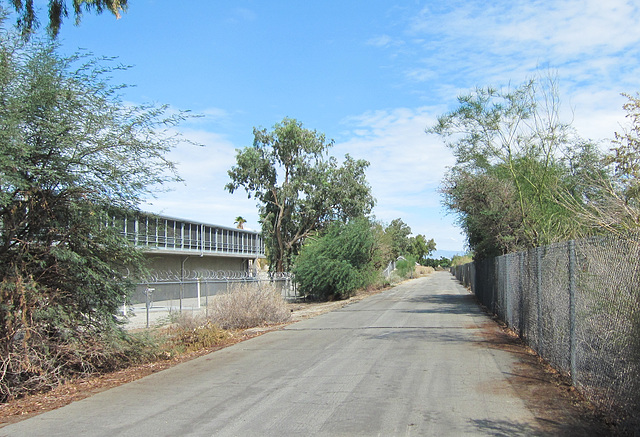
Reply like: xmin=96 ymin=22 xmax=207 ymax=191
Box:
xmin=144 ymin=252 xmax=249 ymax=274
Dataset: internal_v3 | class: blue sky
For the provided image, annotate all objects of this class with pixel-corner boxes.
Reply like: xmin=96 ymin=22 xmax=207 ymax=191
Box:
xmin=40 ymin=0 xmax=640 ymax=254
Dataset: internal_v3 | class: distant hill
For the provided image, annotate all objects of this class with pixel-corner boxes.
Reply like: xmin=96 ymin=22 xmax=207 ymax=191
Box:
xmin=431 ymin=249 xmax=466 ymax=259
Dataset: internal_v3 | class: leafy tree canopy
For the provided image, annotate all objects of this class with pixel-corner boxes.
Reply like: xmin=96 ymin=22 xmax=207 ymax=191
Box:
xmin=610 ymin=93 xmax=640 ymax=204
xmin=0 ymin=28 xmax=185 ymax=399
xmin=226 ymin=117 xmax=375 ymax=272
xmin=429 ymin=74 xmax=607 ymax=258
xmin=422 ymin=256 xmax=452 ymax=268
xmin=384 ymin=218 xmax=412 ymax=260
xmin=559 ymin=92 xmax=640 ymax=237
xmin=408 ymin=234 xmax=436 ymax=262
xmin=370 ymin=218 xmax=436 ymax=265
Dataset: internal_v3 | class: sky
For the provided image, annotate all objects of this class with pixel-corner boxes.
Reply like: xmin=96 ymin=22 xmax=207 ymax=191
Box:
xmin=27 ymin=0 xmax=640 ymax=255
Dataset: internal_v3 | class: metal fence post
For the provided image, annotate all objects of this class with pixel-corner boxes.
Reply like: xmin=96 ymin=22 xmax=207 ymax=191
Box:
xmin=505 ymin=254 xmax=511 ymax=327
xmin=197 ymin=277 xmax=202 ymax=309
xmin=536 ymin=247 xmax=543 ymax=356
xmin=568 ymin=240 xmax=577 ymax=385
xmin=144 ymin=287 xmax=154 ymax=329
xmin=518 ymin=251 xmax=525 ymax=336
xmin=205 ymin=279 xmax=209 ymax=317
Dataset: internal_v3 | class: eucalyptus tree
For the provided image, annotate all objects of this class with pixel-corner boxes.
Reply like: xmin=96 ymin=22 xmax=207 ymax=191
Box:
xmin=384 ymin=218 xmax=412 ymax=260
xmin=226 ymin=118 xmax=375 ymax=272
xmin=409 ymin=234 xmax=436 ymax=263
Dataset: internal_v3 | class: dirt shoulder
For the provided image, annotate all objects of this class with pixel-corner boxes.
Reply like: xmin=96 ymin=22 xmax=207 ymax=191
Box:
xmin=473 ymin=317 xmax=615 ymax=435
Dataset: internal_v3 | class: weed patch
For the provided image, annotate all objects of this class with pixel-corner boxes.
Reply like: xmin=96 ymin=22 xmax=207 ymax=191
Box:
xmin=208 ymin=283 xmax=291 ymax=330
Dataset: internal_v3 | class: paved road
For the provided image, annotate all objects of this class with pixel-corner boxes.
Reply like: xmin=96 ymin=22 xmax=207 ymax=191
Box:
xmin=1 ymin=272 xmax=603 ymax=436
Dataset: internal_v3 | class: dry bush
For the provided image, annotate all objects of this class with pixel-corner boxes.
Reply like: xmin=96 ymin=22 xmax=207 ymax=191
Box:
xmin=415 ymin=266 xmax=435 ymax=276
xmin=207 ymin=283 xmax=291 ymax=330
xmin=163 ymin=313 xmax=229 ymax=354
xmin=0 ymin=326 xmax=157 ymax=402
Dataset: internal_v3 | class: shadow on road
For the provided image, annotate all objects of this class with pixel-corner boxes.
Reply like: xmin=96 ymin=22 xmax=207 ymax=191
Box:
xmin=469 ymin=418 xmax=546 ymax=437
xmin=361 ymin=328 xmax=477 ymax=344
xmin=403 ymin=292 xmax=481 ymax=315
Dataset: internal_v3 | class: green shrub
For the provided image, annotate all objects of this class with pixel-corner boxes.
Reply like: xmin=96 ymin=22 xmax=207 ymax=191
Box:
xmin=293 ymin=218 xmax=378 ymax=300
xmin=451 ymin=254 xmax=473 ymax=266
xmin=395 ymin=255 xmax=417 ymax=279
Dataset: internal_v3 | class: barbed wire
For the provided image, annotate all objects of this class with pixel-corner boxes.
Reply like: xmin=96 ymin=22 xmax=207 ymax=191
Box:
xmin=139 ymin=270 xmax=294 ymax=283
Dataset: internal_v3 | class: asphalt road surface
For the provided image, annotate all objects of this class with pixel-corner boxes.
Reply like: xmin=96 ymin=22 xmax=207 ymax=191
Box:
xmin=1 ymin=271 xmax=606 ymax=436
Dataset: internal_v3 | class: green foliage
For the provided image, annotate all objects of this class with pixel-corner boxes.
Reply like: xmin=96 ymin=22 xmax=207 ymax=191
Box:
xmin=370 ymin=218 xmax=436 ymax=266
xmin=611 ymin=93 xmax=640 ymax=202
xmin=293 ymin=218 xmax=379 ymax=300
xmin=370 ymin=221 xmax=393 ymax=267
xmin=395 ymin=255 xmax=417 ymax=279
xmin=384 ymin=218 xmax=412 ymax=260
xmin=408 ymin=234 xmax=436 ymax=262
xmin=226 ymin=118 xmax=375 ymax=272
xmin=0 ymin=27 xmax=185 ymax=399
xmin=440 ymin=169 xmax=527 ymax=258
xmin=451 ymin=254 xmax=473 ymax=267
xmin=430 ymin=74 xmax=607 ymax=258
xmin=587 ymin=93 xmax=640 ymax=235
xmin=0 ymin=306 xmax=160 ymax=401
xmin=3 ymin=0 xmax=127 ymax=38
xmin=234 ymin=216 xmax=246 ymax=229
xmin=422 ymin=256 xmax=452 ymax=268
xmin=553 ymin=95 xmax=640 ymax=239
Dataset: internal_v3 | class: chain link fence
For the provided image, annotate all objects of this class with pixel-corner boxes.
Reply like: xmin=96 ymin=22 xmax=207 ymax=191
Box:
xmin=123 ymin=271 xmax=298 ymax=329
xmin=452 ymin=235 xmax=640 ymax=431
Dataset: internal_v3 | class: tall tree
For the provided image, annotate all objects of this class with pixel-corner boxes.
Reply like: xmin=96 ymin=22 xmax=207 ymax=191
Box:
xmin=4 ymin=0 xmax=127 ymax=38
xmin=0 ymin=30 xmax=184 ymax=399
xmin=409 ymin=234 xmax=436 ymax=263
xmin=226 ymin=118 xmax=375 ymax=272
xmin=385 ymin=218 xmax=412 ymax=260
xmin=610 ymin=93 xmax=640 ymax=204
xmin=429 ymin=74 xmax=601 ymax=258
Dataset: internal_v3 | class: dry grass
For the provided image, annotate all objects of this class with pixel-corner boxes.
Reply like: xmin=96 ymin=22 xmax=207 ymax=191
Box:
xmin=207 ymin=283 xmax=291 ymax=330
xmin=162 ymin=313 xmax=230 ymax=354
xmin=415 ymin=265 xmax=435 ymax=276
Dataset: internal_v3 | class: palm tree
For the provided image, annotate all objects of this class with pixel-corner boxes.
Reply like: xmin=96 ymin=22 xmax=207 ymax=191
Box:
xmin=234 ymin=216 xmax=247 ymax=229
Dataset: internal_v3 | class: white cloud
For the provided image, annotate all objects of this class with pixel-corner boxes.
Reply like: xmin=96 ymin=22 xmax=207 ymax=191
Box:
xmin=370 ymin=0 xmax=639 ymax=147
xmin=141 ymin=128 xmax=261 ymax=230
xmin=335 ymin=107 xmax=462 ymax=250
xmin=227 ymin=7 xmax=257 ymax=24
xmin=388 ymin=0 xmax=640 ymax=99
xmin=199 ymin=107 xmax=232 ymax=122
xmin=366 ymin=34 xmax=403 ymax=49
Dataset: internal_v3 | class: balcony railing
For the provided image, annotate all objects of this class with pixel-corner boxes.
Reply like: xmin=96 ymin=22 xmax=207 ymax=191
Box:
xmin=111 ymin=212 xmax=264 ymax=258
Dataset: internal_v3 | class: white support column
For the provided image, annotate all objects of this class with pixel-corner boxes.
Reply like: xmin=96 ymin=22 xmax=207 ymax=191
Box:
xmin=197 ymin=277 xmax=202 ymax=309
